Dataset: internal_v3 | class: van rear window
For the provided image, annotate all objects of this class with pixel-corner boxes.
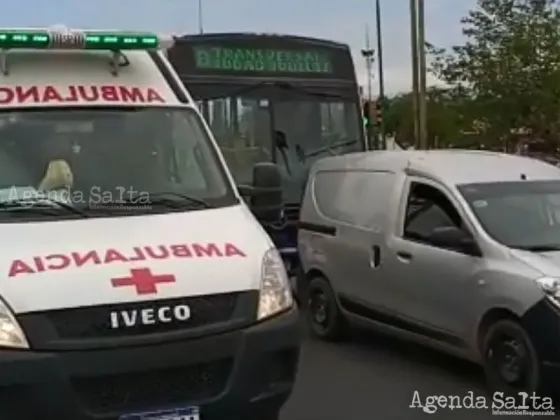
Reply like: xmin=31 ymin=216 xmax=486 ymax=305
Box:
xmin=312 ymin=170 xmax=395 ymax=229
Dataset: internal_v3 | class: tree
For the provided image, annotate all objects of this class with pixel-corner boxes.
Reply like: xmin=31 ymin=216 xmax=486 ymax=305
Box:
xmin=429 ymin=0 xmax=560 ymax=145
xmin=384 ymin=88 xmax=473 ymax=147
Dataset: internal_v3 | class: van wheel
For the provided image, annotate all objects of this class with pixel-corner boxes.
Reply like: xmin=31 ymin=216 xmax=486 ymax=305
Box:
xmin=481 ymin=319 xmax=541 ymax=396
xmin=306 ymin=276 xmax=347 ymax=341
xmin=260 ymin=410 xmax=279 ymax=420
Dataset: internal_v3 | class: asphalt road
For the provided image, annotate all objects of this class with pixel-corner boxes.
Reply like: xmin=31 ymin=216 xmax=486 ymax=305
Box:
xmin=280 ymin=321 xmax=513 ymax=420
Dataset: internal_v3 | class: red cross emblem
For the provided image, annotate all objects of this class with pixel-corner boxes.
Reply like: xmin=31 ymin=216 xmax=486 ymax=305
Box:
xmin=111 ymin=268 xmax=175 ymax=295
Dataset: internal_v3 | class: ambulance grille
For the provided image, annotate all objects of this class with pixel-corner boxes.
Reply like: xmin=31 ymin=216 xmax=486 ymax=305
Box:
xmin=44 ymin=292 xmax=242 ymax=339
xmin=73 ymin=358 xmax=232 ymax=414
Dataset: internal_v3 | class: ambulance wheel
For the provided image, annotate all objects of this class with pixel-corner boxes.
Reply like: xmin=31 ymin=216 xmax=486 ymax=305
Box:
xmin=482 ymin=319 xmax=542 ymax=396
xmin=306 ymin=275 xmax=347 ymax=341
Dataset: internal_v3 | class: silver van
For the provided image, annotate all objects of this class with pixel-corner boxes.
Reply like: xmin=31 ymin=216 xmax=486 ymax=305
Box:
xmin=298 ymin=150 xmax=560 ymax=396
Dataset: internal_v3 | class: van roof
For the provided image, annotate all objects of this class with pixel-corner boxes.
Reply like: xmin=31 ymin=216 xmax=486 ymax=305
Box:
xmin=313 ymin=150 xmax=560 ymax=185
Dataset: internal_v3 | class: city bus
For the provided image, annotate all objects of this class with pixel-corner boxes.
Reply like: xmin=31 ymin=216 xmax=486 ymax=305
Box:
xmin=167 ymin=33 xmax=367 ymax=285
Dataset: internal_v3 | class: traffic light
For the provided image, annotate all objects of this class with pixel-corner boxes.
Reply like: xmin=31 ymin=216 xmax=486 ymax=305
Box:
xmin=362 ymin=101 xmax=371 ymax=127
xmin=362 ymin=100 xmax=380 ymax=127
xmin=375 ymin=100 xmax=382 ymax=125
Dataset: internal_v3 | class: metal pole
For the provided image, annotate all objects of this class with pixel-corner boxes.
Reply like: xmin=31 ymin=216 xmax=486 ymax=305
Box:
xmin=417 ymin=0 xmax=428 ymax=149
xmin=366 ymin=62 xmax=372 ymax=102
xmin=361 ymin=25 xmax=376 ymax=149
xmin=198 ymin=0 xmax=204 ymax=34
xmin=366 ymin=55 xmax=374 ymax=149
xmin=375 ymin=0 xmax=386 ymax=149
xmin=365 ymin=25 xmax=373 ymax=104
xmin=198 ymin=0 xmax=210 ymax=121
xmin=409 ymin=0 xmax=420 ymax=149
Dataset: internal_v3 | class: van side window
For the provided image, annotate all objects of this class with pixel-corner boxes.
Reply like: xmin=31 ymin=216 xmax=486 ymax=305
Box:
xmin=313 ymin=170 xmax=395 ymax=229
xmin=403 ymin=182 xmax=464 ymax=245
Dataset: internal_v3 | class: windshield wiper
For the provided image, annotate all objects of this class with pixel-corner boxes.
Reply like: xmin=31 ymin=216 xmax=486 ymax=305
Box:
xmin=0 ymin=197 xmax=88 ymax=217
xmin=305 ymin=140 xmax=359 ymax=158
xmin=103 ymin=192 xmax=212 ymax=211
xmin=513 ymin=244 xmax=560 ymax=252
xmin=147 ymin=192 xmax=212 ymax=208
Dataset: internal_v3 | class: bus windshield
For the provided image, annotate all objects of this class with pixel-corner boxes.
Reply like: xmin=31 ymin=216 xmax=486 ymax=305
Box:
xmin=168 ymin=33 xmax=366 ymax=204
xmin=200 ymin=96 xmax=361 ymax=203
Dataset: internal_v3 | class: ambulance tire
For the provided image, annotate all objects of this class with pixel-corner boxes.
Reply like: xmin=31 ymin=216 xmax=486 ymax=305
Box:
xmin=481 ymin=319 xmax=542 ymax=397
xmin=306 ymin=275 xmax=348 ymax=341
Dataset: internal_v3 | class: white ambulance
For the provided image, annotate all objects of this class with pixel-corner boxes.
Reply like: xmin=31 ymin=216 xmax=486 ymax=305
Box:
xmin=0 ymin=27 xmax=299 ymax=420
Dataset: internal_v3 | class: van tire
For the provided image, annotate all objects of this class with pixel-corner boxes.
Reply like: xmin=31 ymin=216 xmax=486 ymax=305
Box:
xmin=481 ymin=319 xmax=542 ymax=396
xmin=261 ymin=411 xmax=279 ymax=420
xmin=306 ymin=275 xmax=347 ymax=341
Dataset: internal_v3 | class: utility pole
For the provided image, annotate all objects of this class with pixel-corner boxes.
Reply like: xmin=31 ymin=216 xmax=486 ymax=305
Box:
xmin=417 ymin=0 xmax=428 ymax=149
xmin=375 ymin=0 xmax=386 ymax=150
xmin=198 ymin=0 xmax=210 ymax=121
xmin=361 ymin=25 xmax=376 ymax=149
xmin=409 ymin=0 xmax=420 ymax=149
xmin=198 ymin=0 xmax=204 ymax=34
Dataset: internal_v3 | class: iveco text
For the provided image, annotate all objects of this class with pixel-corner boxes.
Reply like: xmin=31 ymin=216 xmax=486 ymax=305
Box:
xmin=110 ymin=304 xmax=191 ymax=328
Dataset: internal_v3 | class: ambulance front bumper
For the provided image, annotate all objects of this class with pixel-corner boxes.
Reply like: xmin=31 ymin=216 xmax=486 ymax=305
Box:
xmin=0 ymin=306 xmax=300 ymax=420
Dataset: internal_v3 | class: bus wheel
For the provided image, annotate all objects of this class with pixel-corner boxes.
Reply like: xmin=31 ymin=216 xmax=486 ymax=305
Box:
xmin=482 ymin=319 xmax=541 ymax=396
xmin=306 ymin=275 xmax=347 ymax=341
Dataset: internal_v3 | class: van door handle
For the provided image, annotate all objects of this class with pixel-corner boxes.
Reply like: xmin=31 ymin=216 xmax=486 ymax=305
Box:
xmin=396 ymin=251 xmax=412 ymax=262
xmin=370 ymin=245 xmax=381 ymax=268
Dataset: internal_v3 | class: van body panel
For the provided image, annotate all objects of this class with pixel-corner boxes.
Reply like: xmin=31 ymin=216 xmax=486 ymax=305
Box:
xmin=300 ymin=150 xmax=560 ymax=366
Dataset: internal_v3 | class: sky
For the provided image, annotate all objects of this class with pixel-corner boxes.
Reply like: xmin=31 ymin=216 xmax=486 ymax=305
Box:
xmin=0 ymin=0 xmax=477 ymax=95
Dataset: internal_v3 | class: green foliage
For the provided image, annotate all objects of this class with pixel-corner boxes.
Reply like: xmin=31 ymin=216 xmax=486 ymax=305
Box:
xmin=428 ymin=0 xmax=560 ymax=143
xmin=384 ymin=88 xmax=473 ymax=147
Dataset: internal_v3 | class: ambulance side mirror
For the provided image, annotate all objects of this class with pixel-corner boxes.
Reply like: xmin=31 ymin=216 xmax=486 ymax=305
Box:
xmin=239 ymin=162 xmax=283 ymax=223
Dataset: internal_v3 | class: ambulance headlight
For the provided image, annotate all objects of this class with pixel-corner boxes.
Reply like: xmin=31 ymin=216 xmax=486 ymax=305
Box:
xmin=0 ymin=297 xmax=28 ymax=349
xmin=257 ymin=248 xmax=294 ymax=320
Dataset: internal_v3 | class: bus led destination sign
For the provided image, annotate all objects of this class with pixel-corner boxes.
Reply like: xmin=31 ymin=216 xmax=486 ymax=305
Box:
xmin=194 ymin=46 xmax=333 ymax=74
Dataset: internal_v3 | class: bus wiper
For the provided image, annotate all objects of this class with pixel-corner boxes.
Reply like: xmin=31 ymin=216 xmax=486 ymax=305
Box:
xmin=0 ymin=197 xmax=88 ymax=217
xmin=114 ymin=192 xmax=212 ymax=210
xmin=305 ymin=140 xmax=359 ymax=158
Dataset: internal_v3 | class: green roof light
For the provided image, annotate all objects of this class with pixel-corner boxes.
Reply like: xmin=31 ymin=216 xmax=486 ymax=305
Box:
xmin=0 ymin=31 xmax=50 ymax=49
xmin=83 ymin=32 xmax=159 ymax=50
xmin=0 ymin=28 xmax=161 ymax=50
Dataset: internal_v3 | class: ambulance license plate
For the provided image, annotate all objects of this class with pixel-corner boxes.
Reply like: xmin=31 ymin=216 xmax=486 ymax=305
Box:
xmin=119 ymin=407 xmax=200 ymax=420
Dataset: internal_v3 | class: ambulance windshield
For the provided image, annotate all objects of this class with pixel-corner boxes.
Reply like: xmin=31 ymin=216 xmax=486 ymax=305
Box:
xmin=0 ymin=106 xmax=236 ymax=216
